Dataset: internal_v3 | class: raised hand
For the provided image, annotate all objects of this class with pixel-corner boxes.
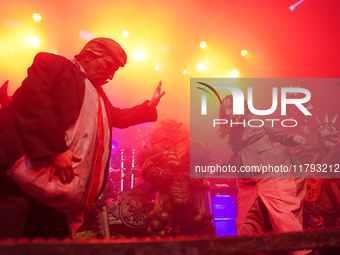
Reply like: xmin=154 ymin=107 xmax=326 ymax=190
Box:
xmin=148 ymin=80 xmax=165 ymax=108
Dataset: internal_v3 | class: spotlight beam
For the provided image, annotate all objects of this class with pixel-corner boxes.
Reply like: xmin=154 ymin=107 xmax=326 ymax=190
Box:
xmin=290 ymin=0 xmax=306 ymax=11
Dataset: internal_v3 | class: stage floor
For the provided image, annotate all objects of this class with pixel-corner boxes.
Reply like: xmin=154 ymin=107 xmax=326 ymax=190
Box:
xmin=1 ymin=228 xmax=340 ymax=255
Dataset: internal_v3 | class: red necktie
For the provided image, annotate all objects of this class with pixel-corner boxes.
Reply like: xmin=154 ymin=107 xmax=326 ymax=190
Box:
xmin=86 ymin=91 xmax=105 ymax=211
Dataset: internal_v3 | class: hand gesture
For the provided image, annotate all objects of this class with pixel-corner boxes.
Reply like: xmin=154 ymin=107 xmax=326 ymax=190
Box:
xmin=49 ymin=150 xmax=82 ymax=184
xmin=148 ymin=80 xmax=165 ymax=107
xmin=293 ymin=135 xmax=306 ymax=145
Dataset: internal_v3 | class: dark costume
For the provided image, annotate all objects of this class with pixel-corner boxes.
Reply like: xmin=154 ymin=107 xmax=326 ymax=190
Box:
xmin=303 ymin=118 xmax=340 ymax=229
xmin=0 ymin=52 xmax=157 ymax=238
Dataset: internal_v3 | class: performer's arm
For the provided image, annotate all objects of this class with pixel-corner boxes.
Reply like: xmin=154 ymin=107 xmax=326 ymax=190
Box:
xmin=262 ymin=118 xmax=306 ymax=146
xmin=100 ymin=81 xmax=165 ymax=128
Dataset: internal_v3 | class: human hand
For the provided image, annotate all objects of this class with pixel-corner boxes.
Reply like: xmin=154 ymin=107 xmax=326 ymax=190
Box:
xmin=49 ymin=150 xmax=82 ymax=184
xmin=293 ymin=135 xmax=306 ymax=145
xmin=148 ymin=80 xmax=165 ymax=108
